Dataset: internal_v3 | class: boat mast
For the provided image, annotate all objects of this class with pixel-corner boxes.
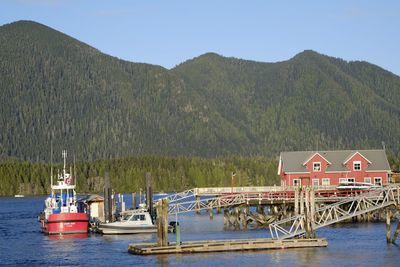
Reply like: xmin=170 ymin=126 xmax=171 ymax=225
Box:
xmin=50 ymin=142 xmax=53 ymax=196
xmin=62 ymin=150 xmax=67 ymax=178
xmin=73 ymin=153 xmax=77 ymax=187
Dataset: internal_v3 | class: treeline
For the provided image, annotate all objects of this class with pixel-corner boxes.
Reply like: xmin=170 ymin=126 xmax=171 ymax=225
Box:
xmin=0 ymin=156 xmax=279 ymax=196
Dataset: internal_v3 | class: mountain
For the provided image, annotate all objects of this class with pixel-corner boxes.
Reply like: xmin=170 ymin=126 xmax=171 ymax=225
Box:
xmin=1 ymin=20 xmax=400 ymax=161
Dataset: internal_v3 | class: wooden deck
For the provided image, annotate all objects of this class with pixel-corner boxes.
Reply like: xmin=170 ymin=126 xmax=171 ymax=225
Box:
xmin=128 ymin=238 xmax=328 ymax=255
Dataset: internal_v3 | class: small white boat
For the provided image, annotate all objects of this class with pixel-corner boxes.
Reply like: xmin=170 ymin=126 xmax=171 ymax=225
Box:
xmin=336 ymin=181 xmax=380 ymax=190
xmin=14 ymin=194 xmax=25 ymax=198
xmin=98 ymin=208 xmax=157 ymax=235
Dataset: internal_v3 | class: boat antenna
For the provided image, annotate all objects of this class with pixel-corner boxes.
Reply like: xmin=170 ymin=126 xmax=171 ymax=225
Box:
xmin=62 ymin=150 xmax=67 ymax=178
xmin=50 ymin=141 xmax=53 ymax=189
xmin=74 ymin=153 xmax=77 ymax=187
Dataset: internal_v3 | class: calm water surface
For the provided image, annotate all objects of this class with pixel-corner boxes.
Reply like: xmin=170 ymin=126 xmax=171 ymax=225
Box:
xmin=1 ymin=195 xmax=399 ymax=266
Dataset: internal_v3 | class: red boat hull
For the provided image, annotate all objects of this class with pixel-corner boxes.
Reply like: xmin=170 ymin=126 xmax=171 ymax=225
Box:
xmin=41 ymin=213 xmax=89 ymax=235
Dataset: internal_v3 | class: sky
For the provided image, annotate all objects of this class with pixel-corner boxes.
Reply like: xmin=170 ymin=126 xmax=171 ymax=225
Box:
xmin=1 ymin=0 xmax=399 ymax=75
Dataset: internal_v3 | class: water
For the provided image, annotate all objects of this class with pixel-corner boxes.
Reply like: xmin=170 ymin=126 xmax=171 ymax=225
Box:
xmin=1 ymin=196 xmax=400 ymax=266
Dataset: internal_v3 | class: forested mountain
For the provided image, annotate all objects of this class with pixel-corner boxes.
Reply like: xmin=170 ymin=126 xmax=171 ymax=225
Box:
xmin=1 ymin=20 xmax=400 ymax=161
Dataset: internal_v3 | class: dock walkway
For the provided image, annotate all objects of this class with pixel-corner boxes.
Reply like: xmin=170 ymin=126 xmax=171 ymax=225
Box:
xmin=128 ymin=238 xmax=327 ymax=255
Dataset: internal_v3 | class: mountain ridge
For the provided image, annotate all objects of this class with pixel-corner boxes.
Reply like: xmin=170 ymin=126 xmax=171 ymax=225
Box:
xmin=1 ymin=20 xmax=400 ymax=161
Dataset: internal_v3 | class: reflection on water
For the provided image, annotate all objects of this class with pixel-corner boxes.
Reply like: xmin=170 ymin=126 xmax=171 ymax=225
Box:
xmin=1 ymin=196 xmax=400 ymax=266
xmin=47 ymin=233 xmax=88 ymax=240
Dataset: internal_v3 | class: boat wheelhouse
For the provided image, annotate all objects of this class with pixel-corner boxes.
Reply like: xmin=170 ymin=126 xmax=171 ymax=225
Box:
xmin=38 ymin=150 xmax=89 ymax=235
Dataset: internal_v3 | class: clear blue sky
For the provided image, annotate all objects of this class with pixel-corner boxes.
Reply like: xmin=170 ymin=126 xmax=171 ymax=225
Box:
xmin=1 ymin=0 xmax=399 ymax=75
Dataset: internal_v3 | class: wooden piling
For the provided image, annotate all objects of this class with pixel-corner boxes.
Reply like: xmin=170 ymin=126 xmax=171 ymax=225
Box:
xmin=234 ymin=207 xmax=240 ymax=229
xmin=304 ymin=187 xmax=311 ymax=238
xmin=391 ymin=221 xmax=400 ymax=243
xmin=162 ymin=199 xmax=169 ymax=246
xmin=310 ymin=188 xmax=316 ymax=238
xmin=132 ymin=192 xmax=137 ymax=209
xmin=223 ymin=209 xmax=229 ymax=228
xmin=195 ymin=196 xmax=201 ymax=215
xmin=156 ymin=201 xmax=163 ymax=247
xmin=386 ymin=208 xmax=391 ymax=243
xmin=156 ymin=199 xmax=169 ymax=247
xmin=209 ymin=207 xmax=213 ymax=220
xmin=299 ymin=187 xmax=304 ymax=230
xmin=104 ymin=172 xmax=112 ymax=223
xmin=294 ymin=187 xmax=299 ymax=216
xmin=145 ymin=173 xmax=153 ymax=217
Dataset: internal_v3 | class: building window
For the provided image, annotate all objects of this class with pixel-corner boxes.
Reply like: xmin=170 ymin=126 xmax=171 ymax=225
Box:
xmin=312 ymin=179 xmax=319 ymax=187
xmin=339 ymin=178 xmax=355 ymax=183
xmin=374 ymin=177 xmax=382 ymax=186
xmin=364 ymin=177 xmax=371 ymax=184
xmin=322 ymin=178 xmax=330 ymax=186
xmin=353 ymin=161 xmax=361 ymax=171
xmin=313 ymin=162 xmax=321 ymax=172
xmin=293 ymin=179 xmax=301 ymax=187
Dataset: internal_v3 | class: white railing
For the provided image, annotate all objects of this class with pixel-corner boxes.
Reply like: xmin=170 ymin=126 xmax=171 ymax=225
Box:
xmin=269 ymin=185 xmax=400 ymax=239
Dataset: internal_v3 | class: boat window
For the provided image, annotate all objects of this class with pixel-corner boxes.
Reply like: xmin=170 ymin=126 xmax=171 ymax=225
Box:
xmin=132 ymin=214 xmax=146 ymax=221
xmin=122 ymin=214 xmax=132 ymax=221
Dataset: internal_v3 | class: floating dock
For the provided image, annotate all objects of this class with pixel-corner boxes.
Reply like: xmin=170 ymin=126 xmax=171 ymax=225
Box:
xmin=128 ymin=238 xmax=328 ymax=255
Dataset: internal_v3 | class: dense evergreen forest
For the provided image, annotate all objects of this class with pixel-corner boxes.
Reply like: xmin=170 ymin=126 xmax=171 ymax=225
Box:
xmin=0 ymin=156 xmax=279 ymax=196
xmin=1 ymin=20 xmax=400 ymax=195
xmin=1 ymin=21 xmax=400 ymax=161
xmin=1 ymin=154 xmax=399 ymax=196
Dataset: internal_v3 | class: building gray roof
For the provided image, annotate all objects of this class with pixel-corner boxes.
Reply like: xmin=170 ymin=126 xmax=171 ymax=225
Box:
xmin=280 ymin=149 xmax=390 ymax=173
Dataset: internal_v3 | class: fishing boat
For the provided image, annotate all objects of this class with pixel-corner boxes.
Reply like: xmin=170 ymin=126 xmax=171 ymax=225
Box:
xmin=38 ymin=150 xmax=89 ymax=235
xmin=98 ymin=205 xmax=157 ymax=235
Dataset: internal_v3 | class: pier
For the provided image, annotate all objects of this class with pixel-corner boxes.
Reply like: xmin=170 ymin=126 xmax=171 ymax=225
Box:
xmin=129 ymin=184 xmax=400 ymax=255
xmin=129 ymin=238 xmax=327 ymax=255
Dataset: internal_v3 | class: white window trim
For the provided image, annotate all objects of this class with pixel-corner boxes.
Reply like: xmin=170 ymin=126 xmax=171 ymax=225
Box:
xmin=313 ymin=162 xmax=321 ymax=172
xmin=312 ymin=179 xmax=319 ymax=187
xmin=293 ymin=179 xmax=301 ymax=187
xmin=364 ymin=177 xmax=372 ymax=184
xmin=353 ymin=161 xmax=361 ymax=171
xmin=322 ymin=178 xmax=330 ymax=186
xmin=339 ymin=177 xmax=355 ymax=183
xmin=374 ymin=177 xmax=382 ymax=185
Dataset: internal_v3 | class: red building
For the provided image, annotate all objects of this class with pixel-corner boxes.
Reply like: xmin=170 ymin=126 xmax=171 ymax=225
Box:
xmin=278 ymin=150 xmax=391 ymax=187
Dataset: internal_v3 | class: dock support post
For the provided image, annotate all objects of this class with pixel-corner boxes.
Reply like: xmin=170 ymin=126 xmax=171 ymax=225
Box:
xmin=145 ymin=173 xmax=153 ymax=218
xmin=386 ymin=208 xmax=391 ymax=243
xmin=234 ymin=207 xmax=240 ymax=229
xmin=310 ymin=188 xmax=316 ymax=238
xmin=195 ymin=196 xmax=201 ymax=215
xmin=299 ymin=187 xmax=304 ymax=230
xmin=243 ymin=206 xmax=249 ymax=229
xmin=391 ymin=221 xmax=400 ymax=243
xmin=162 ymin=199 xmax=169 ymax=246
xmin=305 ymin=187 xmax=311 ymax=239
xmin=223 ymin=209 xmax=229 ymax=228
xmin=294 ymin=187 xmax=299 ymax=216
xmin=132 ymin=192 xmax=137 ymax=209
xmin=209 ymin=207 xmax=213 ymax=220
xmin=156 ymin=198 xmax=169 ymax=247
xmin=104 ymin=172 xmax=112 ymax=223
xmin=216 ymin=206 xmax=221 ymax=214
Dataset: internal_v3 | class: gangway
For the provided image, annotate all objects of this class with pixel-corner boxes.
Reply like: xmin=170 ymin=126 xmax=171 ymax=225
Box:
xmin=168 ymin=194 xmax=247 ymax=214
xmin=269 ymin=185 xmax=400 ymax=240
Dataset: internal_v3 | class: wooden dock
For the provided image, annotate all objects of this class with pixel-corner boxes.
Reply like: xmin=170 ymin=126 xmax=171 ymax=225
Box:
xmin=128 ymin=238 xmax=328 ymax=255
